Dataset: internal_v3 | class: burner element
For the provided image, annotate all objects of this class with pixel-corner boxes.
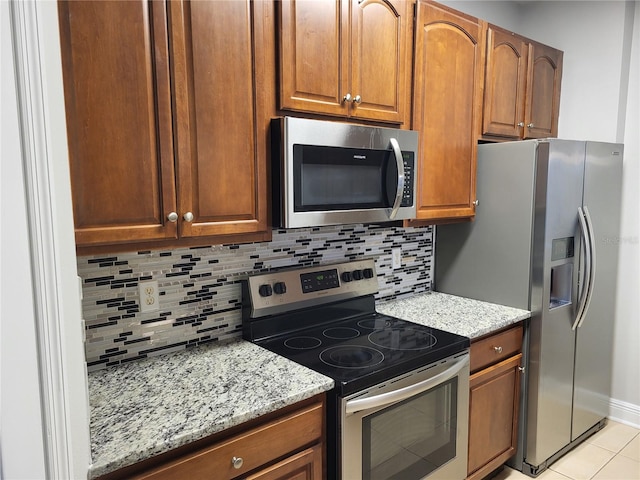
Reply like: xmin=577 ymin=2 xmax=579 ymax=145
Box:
xmin=357 ymin=318 xmax=392 ymax=330
xmin=320 ymin=345 xmax=384 ymax=369
xmin=284 ymin=336 xmax=322 ymax=350
xmin=369 ymin=328 xmax=437 ymax=351
xmin=323 ymin=327 xmax=360 ymax=340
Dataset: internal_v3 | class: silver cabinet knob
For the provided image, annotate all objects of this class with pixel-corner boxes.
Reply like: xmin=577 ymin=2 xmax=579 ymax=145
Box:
xmin=527 ymin=123 xmax=534 ymax=128
xmin=493 ymin=346 xmax=503 ymax=354
xmin=183 ymin=212 xmax=194 ymax=222
xmin=473 ymin=200 xmax=479 ymax=206
xmin=167 ymin=212 xmax=178 ymax=223
xmin=343 ymin=93 xmax=352 ymax=103
xmin=231 ymin=456 xmax=244 ymax=469
xmin=517 ymin=122 xmax=525 ymax=127
xmin=518 ymin=366 xmax=526 ymax=372
xmin=353 ymin=94 xmax=362 ymax=104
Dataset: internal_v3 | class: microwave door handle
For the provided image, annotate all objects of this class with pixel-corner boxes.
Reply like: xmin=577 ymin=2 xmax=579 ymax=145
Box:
xmin=344 ymin=353 xmax=469 ymax=414
xmin=387 ymin=138 xmax=405 ymax=220
xmin=573 ymin=207 xmax=592 ymax=330
xmin=576 ymin=206 xmax=597 ymax=329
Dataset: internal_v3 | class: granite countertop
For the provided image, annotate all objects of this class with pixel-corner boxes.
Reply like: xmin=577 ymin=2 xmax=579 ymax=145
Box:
xmin=377 ymin=291 xmax=530 ymax=339
xmin=87 ymin=339 xmax=334 ymax=479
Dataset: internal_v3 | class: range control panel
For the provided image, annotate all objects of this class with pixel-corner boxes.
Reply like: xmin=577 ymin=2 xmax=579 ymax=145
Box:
xmin=246 ymin=258 xmax=378 ymax=318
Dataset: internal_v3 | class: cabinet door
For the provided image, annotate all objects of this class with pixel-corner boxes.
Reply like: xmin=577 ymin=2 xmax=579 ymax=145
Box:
xmin=411 ymin=0 xmax=484 ymax=222
xmin=482 ymin=26 xmax=528 ymax=139
xmin=467 ymin=353 xmax=522 ymax=479
xmin=524 ymin=41 xmax=563 ymax=139
xmin=350 ymin=0 xmax=413 ymax=123
xmin=58 ymin=0 xmax=178 ymax=247
xmin=245 ymin=445 xmax=323 ymax=480
xmin=169 ymin=0 xmax=270 ymax=239
xmin=278 ymin=0 xmax=350 ymax=117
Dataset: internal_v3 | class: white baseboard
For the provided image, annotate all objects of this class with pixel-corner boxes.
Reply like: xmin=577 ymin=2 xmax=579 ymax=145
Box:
xmin=609 ymin=397 xmax=640 ymax=429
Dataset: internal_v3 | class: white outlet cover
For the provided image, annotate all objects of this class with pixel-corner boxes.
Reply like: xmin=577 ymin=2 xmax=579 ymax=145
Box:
xmin=139 ymin=280 xmax=159 ymax=313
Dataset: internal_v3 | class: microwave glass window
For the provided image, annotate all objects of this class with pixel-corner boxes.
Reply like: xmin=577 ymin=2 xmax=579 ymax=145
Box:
xmin=294 ymin=145 xmax=390 ymax=211
xmin=361 ymin=378 xmax=458 ymax=480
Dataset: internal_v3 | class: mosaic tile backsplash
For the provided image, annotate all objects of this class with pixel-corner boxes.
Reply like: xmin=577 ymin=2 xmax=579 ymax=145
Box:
xmin=78 ymin=224 xmax=434 ymax=371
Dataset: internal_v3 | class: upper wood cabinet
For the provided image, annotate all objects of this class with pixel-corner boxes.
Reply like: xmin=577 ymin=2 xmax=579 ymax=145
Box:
xmin=58 ymin=0 xmax=178 ymax=247
xmin=278 ymin=0 xmax=414 ymax=124
xmin=168 ymin=0 xmax=271 ymax=240
xmin=58 ymin=0 xmax=273 ymax=253
xmin=408 ymin=0 xmax=485 ymax=224
xmin=481 ymin=25 xmax=563 ymax=140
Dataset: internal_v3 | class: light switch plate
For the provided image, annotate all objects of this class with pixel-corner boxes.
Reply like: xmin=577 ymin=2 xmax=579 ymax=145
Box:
xmin=392 ymin=248 xmax=402 ymax=269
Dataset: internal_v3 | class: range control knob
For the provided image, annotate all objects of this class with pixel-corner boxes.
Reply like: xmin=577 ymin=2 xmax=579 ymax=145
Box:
xmin=273 ymin=282 xmax=287 ymax=295
xmin=341 ymin=271 xmax=353 ymax=283
xmin=352 ymin=269 xmax=363 ymax=280
xmin=258 ymin=284 xmax=273 ymax=297
xmin=363 ymin=268 xmax=374 ymax=279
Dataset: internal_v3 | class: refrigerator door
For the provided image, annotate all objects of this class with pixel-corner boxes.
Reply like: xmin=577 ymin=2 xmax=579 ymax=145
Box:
xmin=571 ymin=142 xmax=623 ymax=440
xmin=525 ymin=140 xmax=585 ymax=467
xmin=435 ymin=140 xmax=538 ymax=310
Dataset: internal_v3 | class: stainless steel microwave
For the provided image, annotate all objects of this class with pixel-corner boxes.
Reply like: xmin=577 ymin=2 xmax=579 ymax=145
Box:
xmin=271 ymin=117 xmax=419 ymax=229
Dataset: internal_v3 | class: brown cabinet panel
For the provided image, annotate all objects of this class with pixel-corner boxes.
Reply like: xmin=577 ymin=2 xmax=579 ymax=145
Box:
xmin=470 ymin=324 xmax=523 ymax=373
xmin=482 ymin=26 xmax=528 ymax=138
xmin=245 ymin=446 xmax=323 ymax=480
xmin=278 ymin=0 xmax=349 ymax=116
xmin=58 ymin=0 xmax=178 ymax=245
xmin=481 ymin=24 xmax=562 ymax=141
xmin=410 ymin=0 xmax=485 ymax=222
xmin=525 ymin=41 xmax=563 ymax=139
xmin=278 ymin=0 xmax=412 ymax=124
xmin=60 ymin=0 xmax=272 ymax=252
xmin=350 ymin=0 xmax=412 ymax=122
xmin=468 ymin=353 xmax=522 ymax=479
xmin=169 ymin=0 xmax=270 ymax=239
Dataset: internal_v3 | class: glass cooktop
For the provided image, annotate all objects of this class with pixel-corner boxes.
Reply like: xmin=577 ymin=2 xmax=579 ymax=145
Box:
xmin=255 ymin=312 xmax=469 ymax=396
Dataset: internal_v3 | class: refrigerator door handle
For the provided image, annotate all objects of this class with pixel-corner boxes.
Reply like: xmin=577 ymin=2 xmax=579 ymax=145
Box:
xmin=573 ymin=207 xmax=595 ymax=330
xmin=576 ymin=207 xmax=597 ymax=329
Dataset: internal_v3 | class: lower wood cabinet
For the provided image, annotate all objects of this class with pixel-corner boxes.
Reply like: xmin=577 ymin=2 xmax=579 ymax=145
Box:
xmin=467 ymin=324 xmax=523 ymax=480
xmin=98 ymin=395 xmax=325 ymax=480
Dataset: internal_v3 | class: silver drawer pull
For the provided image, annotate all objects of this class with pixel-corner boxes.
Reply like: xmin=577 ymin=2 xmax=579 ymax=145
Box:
xmin=493 ymin=346 xmax=503 ymax=354
xmin=231 ymin=456 xmax=244 ymax=469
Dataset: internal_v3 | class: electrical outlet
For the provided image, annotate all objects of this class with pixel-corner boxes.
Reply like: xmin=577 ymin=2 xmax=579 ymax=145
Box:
xmin=392 ymin=248 xmax=402 ymax=269
xmin=139 ymin=280 xmax=159 ymax=313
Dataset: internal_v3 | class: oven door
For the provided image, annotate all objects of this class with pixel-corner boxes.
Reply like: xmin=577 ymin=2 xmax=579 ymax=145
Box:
xmin=340 ymin=352 xmax=470 ymax=480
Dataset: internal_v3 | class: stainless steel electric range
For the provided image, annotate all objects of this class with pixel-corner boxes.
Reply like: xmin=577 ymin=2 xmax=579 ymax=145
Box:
xmin=242 ymin=259 xmax=470 ymax=480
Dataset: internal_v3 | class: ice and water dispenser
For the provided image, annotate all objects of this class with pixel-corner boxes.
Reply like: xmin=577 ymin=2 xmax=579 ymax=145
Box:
xmin=549 ymin=237 xmax=575 ymax=309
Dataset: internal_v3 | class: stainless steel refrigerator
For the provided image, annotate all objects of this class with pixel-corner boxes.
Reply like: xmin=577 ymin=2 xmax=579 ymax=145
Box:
xmin=435 ymin=139 xmax=623 ymax=476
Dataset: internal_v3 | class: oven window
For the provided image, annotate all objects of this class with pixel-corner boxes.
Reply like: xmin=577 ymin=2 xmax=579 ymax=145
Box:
xmin=362 ymin=378 xmax=458 ymax=480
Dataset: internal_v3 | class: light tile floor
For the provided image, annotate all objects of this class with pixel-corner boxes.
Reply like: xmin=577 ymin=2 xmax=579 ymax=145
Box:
xmin=493 ymin=420 xmax=640 ymax=480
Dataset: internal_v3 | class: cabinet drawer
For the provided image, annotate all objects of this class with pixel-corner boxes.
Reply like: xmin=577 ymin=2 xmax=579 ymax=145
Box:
xmin=135 ymin=401 xmax=324 ymax=480
xmin=470 ymin=324 xmax=523 ymax=373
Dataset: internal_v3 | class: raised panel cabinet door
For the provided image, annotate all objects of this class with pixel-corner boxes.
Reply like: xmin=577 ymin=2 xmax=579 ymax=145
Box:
xmin=350 ymin=0 xmax=413 ymax=123
xmin=411 ymin=0 xmax=484 ymax=222
xmin=524 ymin=41 xmax=563 ymax=139
xmin=245 ymin=445 xmax=323 ymax=480
xmin=482 ymin=26 xmax=528 ymax=138
xmin=467 ymin=353 xmax=522 ymax=480
xmin=278 ymin=0 xmax=350 ymax=117
xmin=58 ymin=0 xmax=178 ymax=247
xmin=169 ymin=0 xmax=270 ymax=239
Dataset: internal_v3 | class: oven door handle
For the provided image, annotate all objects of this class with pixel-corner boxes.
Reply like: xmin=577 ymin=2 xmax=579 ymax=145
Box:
xmin=387 ymin=137 xmax=405 ymax=220
xmin=345 ymin=353 xmax=469 ymax=414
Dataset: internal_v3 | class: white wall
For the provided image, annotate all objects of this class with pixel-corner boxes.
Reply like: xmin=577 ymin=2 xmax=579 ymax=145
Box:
xmin=1 ymin=2 xmax=48 ymax=477
xmin=446 ymin=0 xmax=640 ymax=426
xmin=2 ymin=1 xmax=91 ymax=478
